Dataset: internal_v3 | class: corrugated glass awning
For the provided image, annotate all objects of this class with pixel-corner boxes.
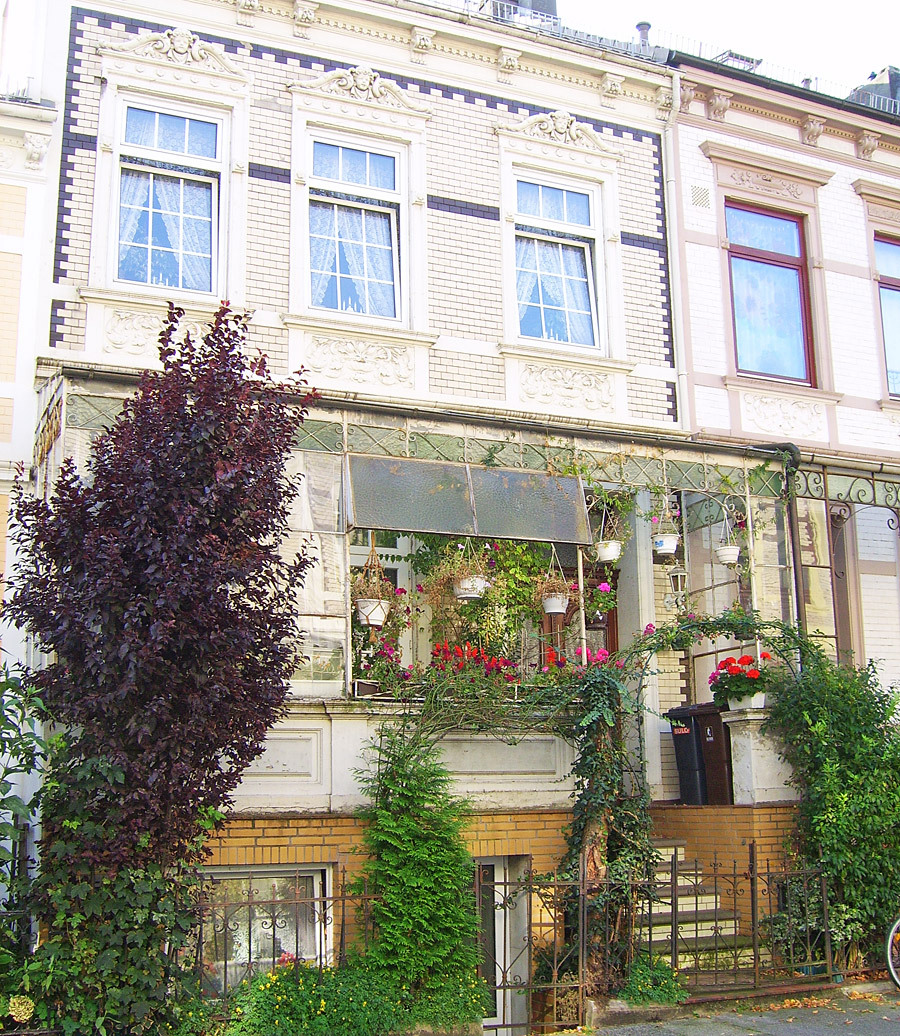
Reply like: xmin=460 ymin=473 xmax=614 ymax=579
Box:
xmin=345 ymin=455 xmax=591 ymax=544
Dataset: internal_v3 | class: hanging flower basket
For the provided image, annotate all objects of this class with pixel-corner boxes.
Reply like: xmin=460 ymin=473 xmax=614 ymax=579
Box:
xmin=652 ymin=531 xmax=680 ymax=555
xmin=351 ymin=539 xmax=395 ymax=629
xmin=355 ymin=597 xmax=391 ymax=627
xmin=541 ymin=593 xmax=570 ymax=615
xmin=453 ymin=574 xmax=492 ymax=601
xmin=594 ymin=539 xmax=623 ymax=564
xmin=715 ymin=543 xmax=741 ymax=567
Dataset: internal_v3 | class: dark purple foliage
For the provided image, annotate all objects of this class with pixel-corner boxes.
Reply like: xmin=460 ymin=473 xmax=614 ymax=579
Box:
xmin=6 ymin=304 xmax=315 ymax=863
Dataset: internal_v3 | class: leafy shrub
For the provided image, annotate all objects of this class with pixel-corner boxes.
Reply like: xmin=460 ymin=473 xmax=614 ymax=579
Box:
xmin=225 ymin=959 xmax=409 ymax=1036
xmin=617 ymin=955 xmax=688 ymax=1005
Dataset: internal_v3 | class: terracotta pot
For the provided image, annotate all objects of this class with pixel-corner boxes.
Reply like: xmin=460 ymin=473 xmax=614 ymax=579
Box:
xmin=355 ymin=598 xmax=391 ymax=627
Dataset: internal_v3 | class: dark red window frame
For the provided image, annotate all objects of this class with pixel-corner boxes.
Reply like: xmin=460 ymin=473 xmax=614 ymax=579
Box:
xmin=726 ymin=201 xmax=816 ymax=386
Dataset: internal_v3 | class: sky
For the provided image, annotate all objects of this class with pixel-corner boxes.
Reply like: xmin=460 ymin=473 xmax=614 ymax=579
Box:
xmin=556 ymin=0 xmax=899 ymax=97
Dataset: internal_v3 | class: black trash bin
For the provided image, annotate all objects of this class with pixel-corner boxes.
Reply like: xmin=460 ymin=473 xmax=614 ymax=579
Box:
xmin=665 ymin=705 xmax=706 ymax=805
xmin=691 ymin=702 xmax=733 ymax=805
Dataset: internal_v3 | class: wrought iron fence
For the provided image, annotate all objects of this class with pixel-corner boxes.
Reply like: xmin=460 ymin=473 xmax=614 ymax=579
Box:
xmin=193 ymin=845 xmax=839 ymax=1034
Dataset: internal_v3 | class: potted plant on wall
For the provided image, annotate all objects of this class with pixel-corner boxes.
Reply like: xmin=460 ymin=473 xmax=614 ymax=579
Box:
xmin=351 ymin=540 xmax=395 ymax=628
xmin=709 ymin=650 xmax=773 ymax=710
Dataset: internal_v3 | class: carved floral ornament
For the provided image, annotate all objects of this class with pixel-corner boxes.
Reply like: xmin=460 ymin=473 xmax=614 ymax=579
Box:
xmin=496 ymin=110 xmax=621 ymax=158
xmin=741 ymin=392 xmax=825 ymax=440
xmin=519 ymin=364 xmax=613 ymax=412
xmin=98 ymin=27 xmax=246 ymax=80
xmin=306 ymin=336 xmax=414 ymax=387
xmin=289 ymin=66 xmax=429 ymax=114
xmin=103 ymin=310 xmax=205 ymax=356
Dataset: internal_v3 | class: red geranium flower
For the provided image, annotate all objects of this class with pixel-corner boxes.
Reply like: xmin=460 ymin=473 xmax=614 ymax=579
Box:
xmin=738 ymin=654 xmax=753 ymax=665
xmin=747 ymin=669 xmax=760 ymax=679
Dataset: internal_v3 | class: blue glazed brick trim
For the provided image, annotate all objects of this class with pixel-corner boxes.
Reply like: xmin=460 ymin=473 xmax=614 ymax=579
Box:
xmin=621 ymin=232 xmax=666 ymax=253
xmin=249 ymin=163 xmax=291 ymax=183
xmin=49 ymin=301 xmax=66 ymax=349
xmin=427 ymin=195 xmax=500 ymax=221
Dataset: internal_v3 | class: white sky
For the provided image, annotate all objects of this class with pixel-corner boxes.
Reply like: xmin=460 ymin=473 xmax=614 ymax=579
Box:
xmin=556 ymin=0 xmax=899 ymax=96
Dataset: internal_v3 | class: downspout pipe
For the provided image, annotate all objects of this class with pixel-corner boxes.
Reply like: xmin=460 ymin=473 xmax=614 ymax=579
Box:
xmin=755 ymin=442 xmax=806 ymax=634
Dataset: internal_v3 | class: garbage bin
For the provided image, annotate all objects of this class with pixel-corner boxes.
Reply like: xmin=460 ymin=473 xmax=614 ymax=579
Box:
xmin=665 ymin=705 xmax=706 ymax=805
xmin=691 ymin=702 xmax=733 ymax=805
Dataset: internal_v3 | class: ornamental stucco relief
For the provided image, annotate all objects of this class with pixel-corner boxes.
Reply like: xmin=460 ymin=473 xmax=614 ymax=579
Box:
xmin=742 ymin=393 xmax=824 ymax=440
xmin=306 ymin=336 xmax=413 ymax=387
xmin=293 ymin=66 xmax=428 ymax=113
xmin=520 ymin=364 xmax=613 ymax=412
xmin=499 ymin=110 xmax=621 ymax=156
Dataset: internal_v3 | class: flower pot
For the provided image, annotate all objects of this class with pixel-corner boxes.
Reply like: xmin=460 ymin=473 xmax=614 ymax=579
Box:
xmin=355 ymin=598 xmax=391 ymax=627
xmin=652 ymin=532 xmax=680 ymax=555
xmin=541 ymin=593 xmax=569 ymax=615
xmin=727 ymin=690 xmax=766 ymax=710
xmin=594 ymin=539 xmax=623 ymax=564
xmin=453 ymin=575 xmax=491 ymax=601
xmin=715 ymin=543 xmax=741 ymax=566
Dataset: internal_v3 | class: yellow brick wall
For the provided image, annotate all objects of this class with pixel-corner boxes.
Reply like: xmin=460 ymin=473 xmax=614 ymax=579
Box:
xmin=650 ymin=803 xmax=798 ymax=871
xmin=206 ymin=809 xmax=572 ymax=876
xmin=0 ymin=184 xmax=26 ymax=236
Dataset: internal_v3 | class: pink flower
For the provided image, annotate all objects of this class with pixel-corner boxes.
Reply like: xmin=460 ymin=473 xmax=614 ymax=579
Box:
xmin=394 ymin=586 xmax=406 ymax=596
xmin=614 ymin=659 xmax=625 ymax=669
xmin=599 ymin=582 xmax=611 ymax=593
xmin=643 ymin=623 xmax=655 ymax=635
xmin=416 ymin=583 xmax=424 ymax=592
xmin=650 ymin=515 xmax=660 ymax=524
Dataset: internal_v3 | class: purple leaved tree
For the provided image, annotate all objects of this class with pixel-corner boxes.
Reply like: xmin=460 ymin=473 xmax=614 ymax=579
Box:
xmin=7 ymin=303 xmax=316 ymax=865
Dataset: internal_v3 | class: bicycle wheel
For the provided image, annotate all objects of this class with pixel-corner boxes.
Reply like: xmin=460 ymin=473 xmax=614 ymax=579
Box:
xmin=887 ymin=915 xmax=900 ymax=989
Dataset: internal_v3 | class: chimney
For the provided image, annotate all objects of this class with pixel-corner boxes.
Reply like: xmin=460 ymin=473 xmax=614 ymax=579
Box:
xmin=636 ymin=21 xmax=651 ymax=46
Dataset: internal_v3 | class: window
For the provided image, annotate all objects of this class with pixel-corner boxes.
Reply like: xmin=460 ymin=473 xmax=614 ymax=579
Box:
xmin=514 ymin=179 xmax=598 ymax=346
xmin=117 ymin=106 xmax=220 ymax=292
xmin=875 ymin=236 xmax=900 ymax=395
xmin=725 ymin=203 xmax=813 ymax=383
xmin=308 ymin=141 xmax=399 ymax=319
xmin=199 ymin=869 xmax=328 ymax=994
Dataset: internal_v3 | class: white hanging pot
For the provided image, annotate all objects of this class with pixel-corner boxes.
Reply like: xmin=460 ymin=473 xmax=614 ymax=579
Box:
xmin=715 ymin=543 xmax=741 ymax=567
xmin=594 ymin=539 xmax=623 ymax=564
xmin=355 ymin=598 xmax=391 ymax=627
xmin=652 ymin=532 xmax=680 ymax=555
xmin=541 ymin=593 xmax=569 ymax=615
xmin=453 ymin=575 xmax=491 ymax=601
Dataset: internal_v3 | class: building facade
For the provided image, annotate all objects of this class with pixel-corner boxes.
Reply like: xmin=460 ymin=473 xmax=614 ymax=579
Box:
xmin=11 ymin=0 xmax=900 ymax=1020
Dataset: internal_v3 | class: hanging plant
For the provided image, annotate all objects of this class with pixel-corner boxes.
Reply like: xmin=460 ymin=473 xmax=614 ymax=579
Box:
xmin=714 ymin=502 xmax=745 ymax=567
xmin=351 ymin=540 xmax=395 ymax=627
xmin=534 ymin=546 xmax=573 ymax=615
xmin=644 ymin=489 xmax=681 ymax=555
xmin=589 ymin=488 xmax=635 ymax=566
xmin=423 ymin=539 xmax=493 ymax=602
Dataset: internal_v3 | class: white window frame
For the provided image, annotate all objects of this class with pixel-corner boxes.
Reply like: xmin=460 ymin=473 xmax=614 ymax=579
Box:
xmin=512 ymin=177 xmax=602 ymax=349
xmin=306 ymin=135 xmax=404 ymax=323
xmin=113 ymin=102 xmax=224 ymax=296
xmin=90 ymin=44 xmax=250 ymax=307
xmin=497 ymin=139 xmax=624 ymax=361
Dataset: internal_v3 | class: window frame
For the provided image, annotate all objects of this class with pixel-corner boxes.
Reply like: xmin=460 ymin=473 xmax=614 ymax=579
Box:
xmin=875 ymin=233 xmax=900 ymax=397
xmin=110 ymin=98 xmax=227 ymax=298
xmin=725 ymin=200 xmax=816 ymax=386
xmin=303 ymin=132 xmax=406 ymax=326
xmin=511 ymin=173 xmax=603 ymax=351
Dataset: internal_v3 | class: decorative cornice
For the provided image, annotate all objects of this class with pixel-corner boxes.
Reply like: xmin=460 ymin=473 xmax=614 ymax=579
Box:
xmin=853 ymin=178 xmax=900 ymax=211
xmin=410 ymin=26 xmax=435 ymax=64
xmin=283 ymin=313 xmax=438 ymax=350
xmin=293 ymin=0 xmax=318 ymax=38
xmin=857 ymin=130 xmax=880 ymax=161
xmin=497 ymin=47 xmax=521 ymax=84
xmin=496 ymin=110 xmax=621 ymax=157
xmin=288 ymin=65 xmax=430 ymax=114
xmin=236 ymin=0 xmax=259 ymax=27
xmin=699 ymin=141 xmax=834 ymax=189
xmin=680 ymin=81 xmax=698 ymax=111
xmin=705 ymin=89 xmax=732 ymax=121
xmin=98 ymin=27 xmax=247 ymax=80
xmin=801 ymin=116 xmax=825 ymax=147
